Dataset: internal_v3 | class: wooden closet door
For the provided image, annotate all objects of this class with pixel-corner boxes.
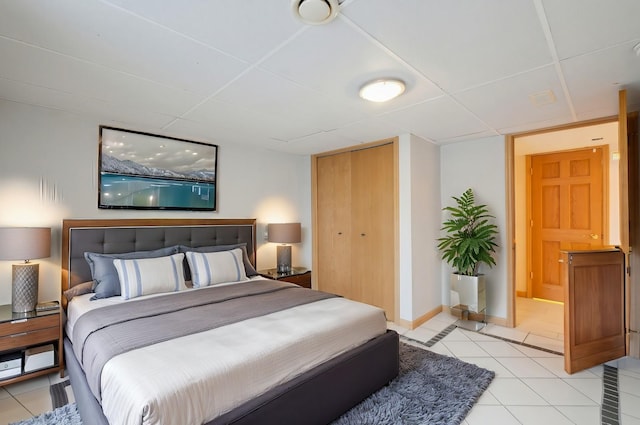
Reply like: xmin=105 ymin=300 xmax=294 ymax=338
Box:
xmin=351 ymin=144 xmax=395 ymax=318
xmin=316 ymin=152 xmax=353 ymax=299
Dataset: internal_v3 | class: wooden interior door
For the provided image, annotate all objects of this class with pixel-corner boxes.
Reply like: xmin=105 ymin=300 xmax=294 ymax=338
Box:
xmin=531 ymin=147 xmax=605 ymax=302
xmin=316 ymin=152 xmax=353 ymax=299
xmin=563 ymin=90 xmax=633 ymax=372
xmin=563 ymin=249 xmax=626 ymax=373
xmin=351 ymin=144 xmax=395 ymax=318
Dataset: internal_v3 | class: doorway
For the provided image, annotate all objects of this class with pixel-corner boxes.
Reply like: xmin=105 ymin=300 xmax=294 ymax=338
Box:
xmin=511 ymin=120 xmax=619 ymax=352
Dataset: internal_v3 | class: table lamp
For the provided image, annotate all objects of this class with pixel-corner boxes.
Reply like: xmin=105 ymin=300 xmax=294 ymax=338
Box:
xmin=267 ymin=223 xmax=301 ymax=273
xmin=0 ymin=227 xmax=51 ymax=313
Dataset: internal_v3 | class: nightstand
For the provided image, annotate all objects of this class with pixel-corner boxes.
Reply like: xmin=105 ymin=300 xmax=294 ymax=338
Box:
xmin=259 ymin=267 xmax=312 ymax=289
xmin=0 ymin=304 xmax=62 ymax=386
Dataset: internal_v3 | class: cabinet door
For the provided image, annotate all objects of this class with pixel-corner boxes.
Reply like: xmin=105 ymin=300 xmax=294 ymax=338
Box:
xmin=351 ymin=144 xmax=395 ymax=318
xmin=563 ymin=250 xmax=625 ymax=373
xmin=317 ymin=152 xmax=352 ymax=298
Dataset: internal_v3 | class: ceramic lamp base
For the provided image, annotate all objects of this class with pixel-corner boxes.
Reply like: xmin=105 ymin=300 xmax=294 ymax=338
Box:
xmin=12 ymin=263 xmax=39 ymax=313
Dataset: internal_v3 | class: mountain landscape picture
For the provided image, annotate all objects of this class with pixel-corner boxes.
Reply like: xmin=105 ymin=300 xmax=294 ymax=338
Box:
xmin=98 ymin=127 xmax=218 ymax=211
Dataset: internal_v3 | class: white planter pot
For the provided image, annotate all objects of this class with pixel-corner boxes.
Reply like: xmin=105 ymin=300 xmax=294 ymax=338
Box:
xmin=450 ymin=274 xmax=486 ymax=314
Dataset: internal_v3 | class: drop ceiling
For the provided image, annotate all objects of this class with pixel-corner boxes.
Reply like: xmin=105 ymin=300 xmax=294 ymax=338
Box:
xmin=0 ymin=0 xmax=639 ymax=155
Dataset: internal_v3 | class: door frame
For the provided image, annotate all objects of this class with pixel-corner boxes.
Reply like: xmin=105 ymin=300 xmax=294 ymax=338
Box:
xmin=505 ymin=116 xmax=619 ymax=328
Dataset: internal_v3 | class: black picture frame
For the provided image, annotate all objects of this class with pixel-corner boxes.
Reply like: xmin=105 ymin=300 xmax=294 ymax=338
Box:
xmin=98 ymin=126 xmax=218 ymax=211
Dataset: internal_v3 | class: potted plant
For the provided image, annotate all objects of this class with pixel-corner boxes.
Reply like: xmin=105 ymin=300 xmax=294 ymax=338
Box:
xmin=437 ymin=188 xmax=498 ymax=321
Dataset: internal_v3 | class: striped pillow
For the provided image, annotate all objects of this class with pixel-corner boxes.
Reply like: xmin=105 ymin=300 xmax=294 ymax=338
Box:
xmin=114 ymin=253 xmax=186 ymax=300
xmin=186 ymin=248 xmax=248 ymax=288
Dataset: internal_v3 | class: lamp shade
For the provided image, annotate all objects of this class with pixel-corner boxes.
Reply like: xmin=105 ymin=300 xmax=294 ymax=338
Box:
xmin=267 ymin=223 xmax=301 ymax=244
xmin=0 ymin=227 xmax=51 ymax=261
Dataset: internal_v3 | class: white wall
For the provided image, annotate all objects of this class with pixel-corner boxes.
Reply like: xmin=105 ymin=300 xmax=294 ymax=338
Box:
xmin=440 ymin=136 xmax=508 ymax=319
xmin=0 ymin=100 xmax=311 ymax=305
xmin=398 ymin=134 xmax=442 ymax=322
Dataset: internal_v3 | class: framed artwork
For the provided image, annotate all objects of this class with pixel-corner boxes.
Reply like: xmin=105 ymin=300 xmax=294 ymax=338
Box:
xmin=98 ymin=126 xmax=218 ymax=211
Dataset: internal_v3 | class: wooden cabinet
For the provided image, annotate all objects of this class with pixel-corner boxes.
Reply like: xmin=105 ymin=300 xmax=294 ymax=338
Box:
xmin=0 ymin=304 xmax=62 ymax=386
xmin=313 ymin=141 xmax=396 ymax=319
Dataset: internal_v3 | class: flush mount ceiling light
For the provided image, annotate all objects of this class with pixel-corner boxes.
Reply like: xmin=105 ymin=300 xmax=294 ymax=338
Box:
xmin=359 ymin=79 xmax=406 ymax=103
xmin=291 ymin=0 xmax=340 ymax=25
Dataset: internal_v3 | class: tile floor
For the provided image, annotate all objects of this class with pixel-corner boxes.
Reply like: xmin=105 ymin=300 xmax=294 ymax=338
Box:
xmin=389 ymin=311 xmax=640 ymax=425
xmin=0 ymin=370 xmax=72 ymax=424
xmin=514 ymin=296 xmax=564 ymax=353
xmin=1 ymin=310 xmax=638 ymax=425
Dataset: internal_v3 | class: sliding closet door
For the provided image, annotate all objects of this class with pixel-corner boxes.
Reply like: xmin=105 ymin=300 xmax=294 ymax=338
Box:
xmin=315 ymin=141 xmax=396 ymax=320
xmin=351 ymin=144 xmax=395 ymax=318
xmin=316 ymin=152 xmax=353 ymax=299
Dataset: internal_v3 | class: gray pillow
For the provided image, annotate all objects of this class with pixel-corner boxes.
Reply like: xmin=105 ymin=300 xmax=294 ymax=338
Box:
xmin=63 ymin=281 xmax=94 ymax=301
xmin=178 ymin=243 xmax=258 ymax=279
xmin=85 ymin=246 xmax=180 ymax=300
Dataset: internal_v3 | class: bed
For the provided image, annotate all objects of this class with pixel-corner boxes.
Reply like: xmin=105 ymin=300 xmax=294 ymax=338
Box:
xmin=61 ymin=218 xmax=399 ymax=425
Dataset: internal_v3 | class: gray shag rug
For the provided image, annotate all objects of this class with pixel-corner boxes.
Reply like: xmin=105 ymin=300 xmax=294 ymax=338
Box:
xmin=14 ymin=341 xmax=494 ymax=425
xmin=9 ymin=403 xmax=81 ymax=425
xmin=331 ymin=341 xmax=495 ymax=424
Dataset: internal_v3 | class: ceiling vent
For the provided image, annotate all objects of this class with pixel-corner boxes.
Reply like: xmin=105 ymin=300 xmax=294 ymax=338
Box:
xmin=291 ymin=0 xmax=341 ymax=25
xmin=529 ymin=90 xmax=556 ymax=107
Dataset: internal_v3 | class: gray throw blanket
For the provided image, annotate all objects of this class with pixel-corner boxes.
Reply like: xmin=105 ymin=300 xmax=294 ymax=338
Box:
xmin=72 ymin=280 xmax=337 ymax=403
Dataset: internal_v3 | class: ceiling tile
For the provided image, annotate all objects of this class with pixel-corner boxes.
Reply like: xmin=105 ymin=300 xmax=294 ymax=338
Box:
xmin=0 ymin=0 xmax=248 ymax=94
xmin=259 ymin=18 xmax=442 ymax=107
xmin=455 ymin=65 xmax=572 ymax=130
xmin=284 ymin=131 xmax=361 ymax=155
xmin=437 ymin=130 xmax=499 ymax=145
xmin=382 ymin=96 xmax=492 ymax=141
xmin=214 ymin=68 xmax=367 ymax=131
xmin=561 ymin=41 xmax=640 ymax=120
xmin=104 ymin=0 xmax=304 ymax=63
xmin=342 ymin=0 xmax=553 ymax=92
xmin=166 ymin=118 xmax=286 ymax=152
xmin=331 ymin=118 xmax=406 ymax=144
xmin=542 ymin=0 xmax=640 ymax=59
xmin=497 ymin=116 xmax=576 ymax=136
xmin=0 ymin=79 xmax=178 ymax=130
xmin=0 ymin=77 xmax=80 ymax=112
xmin=183 ymin=98 xmax=322 ymax=141
xmin=0 ymin=37 xmax=203 ymax=117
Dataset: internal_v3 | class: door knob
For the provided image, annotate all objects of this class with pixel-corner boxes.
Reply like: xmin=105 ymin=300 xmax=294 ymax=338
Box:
xmin=590 ymin=234 xmax=599 ymax=240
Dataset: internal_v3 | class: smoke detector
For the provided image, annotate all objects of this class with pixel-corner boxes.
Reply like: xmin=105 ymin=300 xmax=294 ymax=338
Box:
xmin=291 ymin=0 xmax=340 ymax=25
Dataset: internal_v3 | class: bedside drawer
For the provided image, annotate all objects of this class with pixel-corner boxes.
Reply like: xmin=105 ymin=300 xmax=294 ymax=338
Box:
xmin=0 ymin=315 xmax=59 ymax=338
xmin=0 ymin=326 xmax=59 ymax=352
xmin=280 ymin=271 xmax=312 ymax=288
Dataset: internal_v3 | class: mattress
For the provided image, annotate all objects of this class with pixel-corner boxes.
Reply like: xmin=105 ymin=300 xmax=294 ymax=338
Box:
xmin=66 ymin=279 xmax=387 ymax=425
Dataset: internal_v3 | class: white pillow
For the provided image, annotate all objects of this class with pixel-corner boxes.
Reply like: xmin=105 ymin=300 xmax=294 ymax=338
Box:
xmin=186 ymin=248 xmax=248 ymax=288
xmin=114 ymin=253 xmax=186 ymax=300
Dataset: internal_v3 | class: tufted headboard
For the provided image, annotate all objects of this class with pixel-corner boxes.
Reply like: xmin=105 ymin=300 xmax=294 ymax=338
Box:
xmin=61 ymin=218 xmax=257 ymax=305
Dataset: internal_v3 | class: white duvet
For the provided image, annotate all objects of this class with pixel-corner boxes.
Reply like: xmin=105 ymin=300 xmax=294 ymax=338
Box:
xmin=67 ymin=280 xmax=387 ymax=425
